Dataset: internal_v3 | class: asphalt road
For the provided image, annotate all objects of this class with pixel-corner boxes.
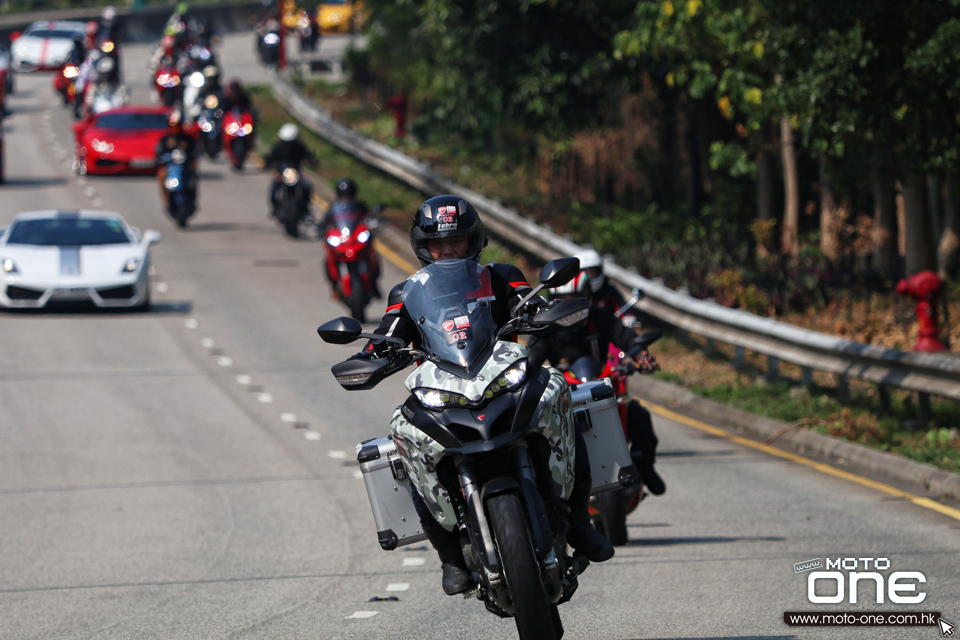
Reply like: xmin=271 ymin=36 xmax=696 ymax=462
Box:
xmin=0 ymin=33 xmax=958 ymax=640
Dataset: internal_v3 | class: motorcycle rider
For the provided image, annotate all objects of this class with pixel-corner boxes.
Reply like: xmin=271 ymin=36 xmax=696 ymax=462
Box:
xmin=155 ymin=111 xmax=198 ymax=210
xmin=575 ymin=248 xmax=639 ymax=327
xmin=262 ymin=122 xmax=316 ymax=214
xmin=527 ymin=270 xmax=666 ymax=496
xmin=222 ymin=79 xmax=254 ymax=116
xmin=320 ymin=178 xmax=382 ymax=301
xmin=350 ymin=195 xmax=615 ymax=596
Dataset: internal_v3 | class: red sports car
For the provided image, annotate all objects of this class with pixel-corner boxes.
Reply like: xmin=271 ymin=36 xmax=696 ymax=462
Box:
xmin=72 ymin=106 xmax=173 ymax=175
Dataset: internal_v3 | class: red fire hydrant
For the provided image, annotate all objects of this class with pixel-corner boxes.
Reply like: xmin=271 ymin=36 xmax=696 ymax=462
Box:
xmin=385 ymin=93 xmax=408 ymax=139
xmin=896 ymin=270 xmax=947 ymax=352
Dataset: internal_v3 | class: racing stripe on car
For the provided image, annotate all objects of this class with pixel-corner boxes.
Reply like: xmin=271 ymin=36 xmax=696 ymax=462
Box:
xmin=38 ymin=22 xmax=54 ymax=68
xmin=59 ymin=247 xmax=80 ymax=275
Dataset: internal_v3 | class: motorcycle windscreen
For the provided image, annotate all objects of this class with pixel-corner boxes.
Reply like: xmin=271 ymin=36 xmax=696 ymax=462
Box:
xmin=402 ymin=259 xmax=497 ymax=371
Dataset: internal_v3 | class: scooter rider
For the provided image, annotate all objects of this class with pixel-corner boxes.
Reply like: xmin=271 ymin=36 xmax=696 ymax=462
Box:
xmin=527 ymin=270 xmax=666 ymax=496
xmin=155 ymin=111 xmax=198 ymax=209
xmin=320 ymin=178 xmax=382 ymax=301
xmin=350 ymin=195 xmax=615 ymax=597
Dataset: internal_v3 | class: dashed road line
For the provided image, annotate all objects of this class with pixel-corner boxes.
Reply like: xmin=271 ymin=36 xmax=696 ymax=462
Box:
xmin=345 ymin=611 xmax=377 ymax=619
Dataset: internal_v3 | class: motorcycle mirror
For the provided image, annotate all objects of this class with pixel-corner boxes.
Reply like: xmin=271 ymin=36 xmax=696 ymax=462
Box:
xmin=539 ymin=257 xmax=581 ymax=287
xmin=317 ymin=316 xmax=363 ymax=344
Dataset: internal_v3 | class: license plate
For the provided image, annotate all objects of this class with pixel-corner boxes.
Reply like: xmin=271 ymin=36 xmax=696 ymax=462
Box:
xmin=53 ymin=287 xmax=90 ymax=297
xmin=130 ymin=158 xmax=155 ymax=168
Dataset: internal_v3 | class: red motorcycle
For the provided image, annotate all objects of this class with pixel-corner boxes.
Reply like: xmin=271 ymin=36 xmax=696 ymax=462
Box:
xmin=561 ymin=293 xmax=661 ymax=546
xmin=222 ymin=107 xmax=254 ymax=170
xmin=323 ymin=204 xmax=380 ymax=323
xmin=54 ymin=63 xmax=80 ymax=105
xmin=153 ymin=61 xmax=182 ymax=107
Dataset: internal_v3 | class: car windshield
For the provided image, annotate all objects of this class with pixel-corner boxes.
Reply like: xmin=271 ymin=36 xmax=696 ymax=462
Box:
xmin=402 ymin=259 xmax=498 ymax=372
xmin=95 ymin=113 xmax=170 ymax=131
xmin=25 ymin=29 xmax=82 ymax=39
xmin=7 ymin=218 xmax=131 ymax=246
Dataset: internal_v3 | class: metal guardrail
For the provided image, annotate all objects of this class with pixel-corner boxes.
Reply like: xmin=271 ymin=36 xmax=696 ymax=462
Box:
xmin=269 ymin=71 xmax=960 ymax=403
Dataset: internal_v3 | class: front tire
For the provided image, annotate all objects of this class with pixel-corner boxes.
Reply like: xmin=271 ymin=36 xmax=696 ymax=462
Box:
xmin=488 ymin=492 xmax=558 ymax=640
xmin=346 ymin=264 xmax=366 ymax=323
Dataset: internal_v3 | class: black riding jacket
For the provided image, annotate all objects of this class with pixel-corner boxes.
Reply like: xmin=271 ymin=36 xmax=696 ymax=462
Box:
xmin=263 ymin=139 xmax=316 ymax=172
xmin=527 ymin=303 xmax=644 ymax=368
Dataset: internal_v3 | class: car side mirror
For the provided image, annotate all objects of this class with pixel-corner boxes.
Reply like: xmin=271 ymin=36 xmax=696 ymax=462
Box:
xmin=142 ymin=229 xmax=162 ymax=245
xmin=9 ymin=32 xmax=20 ymax=41
xmin=539 ymin=257 xmax=581 ymax=287
xmin=317 ymin=316 xmax=364 ymax=344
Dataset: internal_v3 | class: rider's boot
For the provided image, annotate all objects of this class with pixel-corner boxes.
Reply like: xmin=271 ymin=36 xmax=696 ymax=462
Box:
xmin=634 ymin=451 xmax=665 ymax=496
xmin=423 ymin=521 xmax=472 ymax=595
xmin=565 ymin=478 xmax=614 ymax=562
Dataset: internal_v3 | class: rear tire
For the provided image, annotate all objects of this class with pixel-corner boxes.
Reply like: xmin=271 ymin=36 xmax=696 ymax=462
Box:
xmin=599 ymin=489 xmax=628 ymax=546
xmin=488 ymin=492 xmax=558 ymax=640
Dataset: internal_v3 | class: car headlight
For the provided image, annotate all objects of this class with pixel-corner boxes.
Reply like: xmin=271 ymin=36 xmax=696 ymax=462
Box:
xmin=1 ymin=257 xmax=18 ymax=273
xmin=13 ymin=42 xmax=28 ymax=57
xmin=92 ymin=138 xmax=114 ymax=154
xmin=413 ymin=388 xmax=471 ymax=410
xmin=121 ymin=258 xmax=140 ymax=273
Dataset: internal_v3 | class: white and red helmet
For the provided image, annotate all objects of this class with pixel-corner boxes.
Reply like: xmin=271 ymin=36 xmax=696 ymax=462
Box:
xmin=548 ymin=270 xmax=591 ymax=299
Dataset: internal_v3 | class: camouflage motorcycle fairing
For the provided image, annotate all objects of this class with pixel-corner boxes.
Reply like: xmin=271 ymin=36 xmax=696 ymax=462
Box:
xmin=404 ymin=340 xmax=529 ymax=401
xmin=391 ymin=361 xmax=577 ymax=531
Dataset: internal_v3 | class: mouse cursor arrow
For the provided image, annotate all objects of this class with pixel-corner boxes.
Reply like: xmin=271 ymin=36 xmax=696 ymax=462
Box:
xmin=940 ymin=617 xmax=955 ymax=637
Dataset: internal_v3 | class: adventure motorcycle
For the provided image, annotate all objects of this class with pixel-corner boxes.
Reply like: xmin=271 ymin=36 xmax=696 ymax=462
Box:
xmin=160 ymin=148 xmax=196 ymax=228
xmin=318 ymin=257 xmax=638 ymax=640
xmin=222 ymin=107 xmax=254 ymax=170
xmin=323 ymin=203 xmax=379 ymax=322
xmin=271 ymin=164 xmax=311 ymax=238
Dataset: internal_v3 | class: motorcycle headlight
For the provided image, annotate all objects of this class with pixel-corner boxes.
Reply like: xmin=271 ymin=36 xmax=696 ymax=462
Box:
xmin=241 ymin=123 xmax=253 ymax=135
xmin=200 ymin=122 xmax=213 ymax=132
xmin=189 ymin=71 xmax=204 ymax=88
xmin=326 ymin=235 xmax=342 ymax=247
xmin=121 ymin=257 xmax=140 ymax=273
xmin=204 ymin=95 xmax=219 ymax=109
xmin=92 ymin=138 xmax=114 ymax=154
xmin=63 ymin=65 xmax=79 ymax=78
xmin=357 ymin=230 xmax=370 ymax=243
xmin=1 ymin=257 xmax=18 ymax=273
xmin=482 ymin=360 xmax=527 ymax=401
xmin=164 ymin=177 xmax=180 ymax=189
xmin=100 ymin=41 xmax=115 ymax=53
xmin=281 ymin=168 xmax=299 ymax=185
xmin=225 ymin=122 xmax=239 ymax=135
xmin=413 ymin=388 xmax=471 ymax=410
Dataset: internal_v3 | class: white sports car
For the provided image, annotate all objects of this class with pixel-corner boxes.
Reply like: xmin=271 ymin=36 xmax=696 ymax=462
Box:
xmin=0 ymin=210 xmax=160 ymax=310
xmin=10 ymin=20 xmax=87 ymax=72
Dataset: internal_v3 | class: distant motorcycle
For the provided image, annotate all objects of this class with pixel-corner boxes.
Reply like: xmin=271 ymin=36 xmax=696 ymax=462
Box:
xmin=323 ymin=203 xmax=379 ymax=322
xmin=256 ymin=22 xmax=281 ymax=67
xmin=296 ymin=14 xmax=319 ymax=53
xmin=196 ymin=94 xmax=224 ymax=159
xmin=54 ymin=63 xmax=79 ymax=105
xmin=270 ymin=163 xmax=312 ymax=238
xmin=160 ymin=148 xmax=196 ymax=228
xmin=222 ymin=107 xmax=254 ymax=170
xmin=153 ymin=62 xmax=182 ymax=108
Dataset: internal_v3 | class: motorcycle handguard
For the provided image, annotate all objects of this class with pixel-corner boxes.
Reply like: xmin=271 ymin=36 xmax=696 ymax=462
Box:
xmin=331 ymin=358 xmax=393 ymax=390
xmin=530 ymin=298 xmax=589 ymax=333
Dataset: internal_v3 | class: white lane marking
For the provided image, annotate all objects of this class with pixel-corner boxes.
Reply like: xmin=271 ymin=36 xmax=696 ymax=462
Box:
xmin=345 ymin=611 xmax=377 ymax=619
xmin=304 ymin=430 xmax=321 ymax=441
xmin=257 ymin=392 xmax=274 ymax=403
xmin=184 ymin=318 xmax=199 ymax=329
xmin=148 ymin=266 xmax=157 ymax=276
xmin=84 ymin=187 xmax=96 ymax=197
xmin=353 ymin=470 xmax=363 ymax=479
xmin=92 ymin=198 xmax=103 ymax=207
xmin=76 ymin=177 xmax=87 ymax=186
xmin=217 ymin=356 xmax=234 ymax=367
xmin=280 ymin=413 xmax=297 ymax=423
xmin=156 ymin=282 xmax=169 ymax=293
xmin=201 ymin=337 xmax=215 ymax=348
xmin=236 ymin=374 xmax=252 ymax=385
xmin=386 ymin=583 xmax=409 ymax=592
xmin=402 ymin=558 xmax=425 ymax=567
xmin=327 ymin=450 xmax=346 ymax=459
